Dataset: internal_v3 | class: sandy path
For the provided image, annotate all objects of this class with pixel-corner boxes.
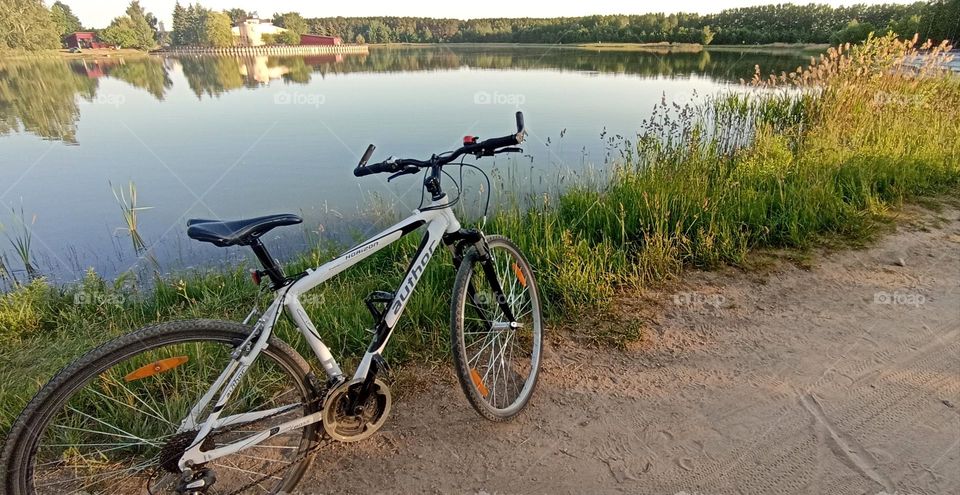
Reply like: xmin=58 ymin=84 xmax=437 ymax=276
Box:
xmin=300 ymin=205 xmax=960 ymax=495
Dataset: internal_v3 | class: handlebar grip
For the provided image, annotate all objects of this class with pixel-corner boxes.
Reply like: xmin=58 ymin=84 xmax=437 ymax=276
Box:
xmin=480 ymin=134 xmax=520 ymax=150
xmin=358 ymin=144 xmax=375 ymax=167
xmin=354 ymin=165 xmax=375 ymax=177
xmin=354 ymin=160 xmax=400 ymax=177
xmin=515 ymin=111 xmax=524 ymax=133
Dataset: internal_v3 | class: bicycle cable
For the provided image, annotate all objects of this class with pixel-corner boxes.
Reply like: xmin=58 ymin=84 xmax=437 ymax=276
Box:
xmin=415 ymin=154 xmax=493 ymax=232
xmin=458 ymin=161 xmax=492 ymax=229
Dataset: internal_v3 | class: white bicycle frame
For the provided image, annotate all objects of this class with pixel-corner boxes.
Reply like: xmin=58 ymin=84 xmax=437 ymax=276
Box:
xmin=178 ymin=196 xmax=462 ymax=468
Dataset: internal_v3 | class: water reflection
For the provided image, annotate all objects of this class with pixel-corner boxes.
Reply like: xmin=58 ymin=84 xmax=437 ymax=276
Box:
xmin=69 ymin=58 xmax=173 ymax=100
xmin=0 ymin=59 xmax=97 ymax=144
xmin=0 ymin=57 xmax=175 ymax=144
xmin=178 ymin=56 xmax=248 ymax=98
xmin=105 ymin=59 xmax=173 ymax=100
xmin=1 ymin=47 xmax=811 ymax=144
xmin=254 ymin=46 xmax=810 ymax=80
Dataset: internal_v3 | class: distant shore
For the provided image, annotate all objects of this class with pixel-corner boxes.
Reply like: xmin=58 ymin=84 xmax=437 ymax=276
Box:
xmin=58 ymin=48 xmax=153 ymax=59
xmin=369 ymin=41 xmax=701 ymax=52
xmin=0 ymin=42 xmax=833 ymax=61
xmin=368 ymin=41 xmax=828 ymax=53
xmin=0 ymin=48 xmax=152 ymax=60
xmin=707 ymin=43 xmax=829 ymax=52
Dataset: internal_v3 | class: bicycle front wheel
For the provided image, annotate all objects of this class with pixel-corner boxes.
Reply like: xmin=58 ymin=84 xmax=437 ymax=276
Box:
xmin=451 ymin=235 xmax=543 ymax=421
xmin=1 ymin=319 xmax=319 ymax=495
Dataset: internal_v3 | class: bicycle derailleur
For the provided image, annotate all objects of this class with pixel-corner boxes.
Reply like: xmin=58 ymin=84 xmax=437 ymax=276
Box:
xmin=175 ymin=467 xmax=216 ymax=494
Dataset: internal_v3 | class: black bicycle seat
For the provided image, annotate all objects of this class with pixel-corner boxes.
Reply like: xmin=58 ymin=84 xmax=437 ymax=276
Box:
xmin=186 ymin=214 xmax=302 ymax=247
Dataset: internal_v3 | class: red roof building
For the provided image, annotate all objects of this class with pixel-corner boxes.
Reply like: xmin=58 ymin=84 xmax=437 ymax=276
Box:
xmin=64 ymin=32 xmax=109 ymax=49
xmin=299 ymin=34 xmax=342 ymax=46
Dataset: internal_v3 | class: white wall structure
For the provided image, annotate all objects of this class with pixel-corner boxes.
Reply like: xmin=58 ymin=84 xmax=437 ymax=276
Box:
xmin=231 ymin=19 xmax=288 ymax=46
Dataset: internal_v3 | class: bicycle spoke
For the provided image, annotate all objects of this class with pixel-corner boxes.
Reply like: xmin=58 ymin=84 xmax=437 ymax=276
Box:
xmin=85 ymin=385 xmax=174 ymax=427
xmin=51 ymin=420 xmax=158 ymax=445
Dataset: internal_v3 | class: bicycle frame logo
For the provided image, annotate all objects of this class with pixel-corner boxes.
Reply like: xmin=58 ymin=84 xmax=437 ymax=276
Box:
xmin=392 ymin=238 xmax=439 ymax=318
xmin=345 ymin=240 xmax=379 ymax=260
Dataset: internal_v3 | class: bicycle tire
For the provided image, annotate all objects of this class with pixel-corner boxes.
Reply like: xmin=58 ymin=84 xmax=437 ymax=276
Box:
xmin=1 ymin=319 xmax=319 ymax=495
xmin=450 ymin=235 xmax=544 ymax=421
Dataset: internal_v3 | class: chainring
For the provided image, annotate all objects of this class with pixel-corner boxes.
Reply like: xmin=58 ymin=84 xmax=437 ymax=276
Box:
xmin=321 ymin=378 xmax=391 ymax=442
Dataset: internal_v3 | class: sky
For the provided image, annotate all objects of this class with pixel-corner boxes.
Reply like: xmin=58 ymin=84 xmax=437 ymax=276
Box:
xmin=68 ymin=0 xmax=919 ymax=30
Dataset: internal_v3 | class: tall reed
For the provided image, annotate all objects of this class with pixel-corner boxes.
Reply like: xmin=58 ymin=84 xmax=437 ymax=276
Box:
xmin=110 ymin=180 xmax=151 ymax=255
xmin=1 ymin=205 xmax=38 ymax=280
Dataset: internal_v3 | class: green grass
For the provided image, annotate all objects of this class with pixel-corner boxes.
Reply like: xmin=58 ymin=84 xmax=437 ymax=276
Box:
xmin=1 ymin=34 xmax=958 ymax=434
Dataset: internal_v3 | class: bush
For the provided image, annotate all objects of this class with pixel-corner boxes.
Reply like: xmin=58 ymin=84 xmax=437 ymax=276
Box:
xmin=0 ymin=279 xmax=54 ymax=344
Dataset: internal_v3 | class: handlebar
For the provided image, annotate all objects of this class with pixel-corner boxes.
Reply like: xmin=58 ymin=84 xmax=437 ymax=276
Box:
xmin=354 ymin=111 xmax=526 ymax=178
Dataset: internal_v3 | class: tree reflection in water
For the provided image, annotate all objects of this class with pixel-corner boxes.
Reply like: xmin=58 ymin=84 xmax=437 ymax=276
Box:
xmin=0 ymin=47 xmax=811 ymax=143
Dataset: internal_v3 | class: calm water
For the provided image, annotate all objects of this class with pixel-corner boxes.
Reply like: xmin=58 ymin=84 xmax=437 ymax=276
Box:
xmin=0 ymin=46 xmax=812 ymax=283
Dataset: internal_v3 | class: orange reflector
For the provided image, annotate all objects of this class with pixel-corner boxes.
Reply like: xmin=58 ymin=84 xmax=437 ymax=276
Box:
xmin=124 ymin=356 xmax=189 ymax=382
xmin=512 ymin=262 xmax=526 ymax=287
xmin=470 ymin=368 xmax=489 ymax=397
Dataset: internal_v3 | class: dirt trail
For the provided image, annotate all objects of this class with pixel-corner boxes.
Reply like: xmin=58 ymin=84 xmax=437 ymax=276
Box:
xmin=302 ymin=206 xmax=960 ymax=495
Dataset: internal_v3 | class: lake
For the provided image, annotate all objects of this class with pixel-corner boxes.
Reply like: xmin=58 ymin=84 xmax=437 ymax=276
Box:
xmin=0 ymin=45 xmax=813 ymax=284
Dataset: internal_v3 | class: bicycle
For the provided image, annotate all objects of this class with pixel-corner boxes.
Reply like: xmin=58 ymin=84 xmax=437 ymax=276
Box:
xmin=1 ymin=112 xmax=543 ymax=494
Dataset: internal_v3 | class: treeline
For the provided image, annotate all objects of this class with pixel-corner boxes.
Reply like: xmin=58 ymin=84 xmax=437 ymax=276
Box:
xmin=0 ymin=0 xmax=163 ymax=52
xmin=99 ymin=2 xmax=163 ymax=50
xmin=301 ymin=1 xmax=958 ymax=45
xmin=0 ymin=0 xmax=74 ymax=51
xmin=170 ymin=3 xmax=233 ymax=47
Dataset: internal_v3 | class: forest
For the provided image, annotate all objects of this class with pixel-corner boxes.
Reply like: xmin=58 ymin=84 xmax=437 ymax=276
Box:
xmin=295 ymin=1 xmax=959 ymax=45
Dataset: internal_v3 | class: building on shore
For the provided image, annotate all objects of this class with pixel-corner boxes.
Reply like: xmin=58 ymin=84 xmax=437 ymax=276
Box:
xmin=300 ymin=34 xmax=342 ymax=46
xmin=64 ymin=32 xmax=109 ymax=49
xmin=231 ymin=19 xmax=287 ymax=46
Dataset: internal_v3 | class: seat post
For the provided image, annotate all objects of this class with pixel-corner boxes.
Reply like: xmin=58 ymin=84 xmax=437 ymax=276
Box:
xmin=249 ymin=239 xmax=286 ymax=288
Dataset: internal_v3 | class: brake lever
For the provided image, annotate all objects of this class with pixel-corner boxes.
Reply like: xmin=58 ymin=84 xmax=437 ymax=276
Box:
xmin=387 ymin=165 xmax=420 ymax=182
xmin=495 ymin=147 xmax=523 ymax=154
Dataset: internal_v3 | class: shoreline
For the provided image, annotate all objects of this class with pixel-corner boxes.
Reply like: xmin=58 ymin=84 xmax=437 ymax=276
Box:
xmin=367 ymin=41 xmax=828 ymax=53
xmin=0 ymin=42 xmax=829 ymax=61
xmin=0 ymin=48 xmax=153 ymax=60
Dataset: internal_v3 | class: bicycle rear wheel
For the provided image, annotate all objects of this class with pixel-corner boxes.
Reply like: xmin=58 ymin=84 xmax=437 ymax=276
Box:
xmin=450 ymin=235 xmax=543 ymax=421
xmin=1 ymin=319 xmax=319 ymax=495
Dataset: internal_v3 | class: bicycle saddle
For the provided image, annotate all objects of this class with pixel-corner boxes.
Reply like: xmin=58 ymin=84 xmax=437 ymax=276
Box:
xmin=186 ymin=213 xmax=302 ymax=247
